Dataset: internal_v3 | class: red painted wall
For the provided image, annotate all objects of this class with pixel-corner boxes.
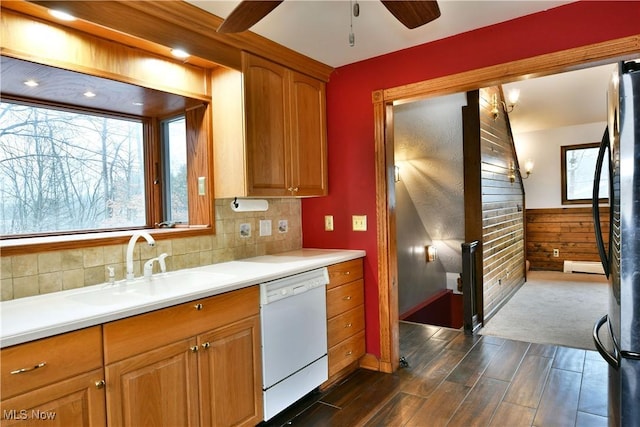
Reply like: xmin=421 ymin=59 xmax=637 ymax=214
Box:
xmin=302 ymin=1 xmax=640 ymax=358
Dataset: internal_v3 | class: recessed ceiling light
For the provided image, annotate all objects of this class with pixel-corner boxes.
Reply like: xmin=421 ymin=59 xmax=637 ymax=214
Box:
xmin=83 ymin=91 xmax=96 ymax=98
xmin=24 ymin=80 xmax=39 ymax=87
xmin=132 ymin=102 xmax=144 ymax=106
xmin=49 ymin=10 xmax=76 ymax=21
xmin=171 ymin=49 xmax=190 ymax=59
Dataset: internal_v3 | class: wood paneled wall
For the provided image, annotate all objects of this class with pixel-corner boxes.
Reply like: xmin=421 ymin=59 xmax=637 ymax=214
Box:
xmin=526 ymin=207 xmax=609 ymax=271
xmin=479 ymin=87 xmax=526 ymax=320
xmin=465 ymin=88 xmax=526 ymax=322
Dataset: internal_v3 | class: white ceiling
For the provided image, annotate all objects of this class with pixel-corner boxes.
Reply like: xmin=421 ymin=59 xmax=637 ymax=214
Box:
xmin=188 ymin=0 xmax=619 ymax=135
xmin=189 ymin=0 xmax=574 ymax=68
xmin=504 ymin=63 xmax=615 ymax=135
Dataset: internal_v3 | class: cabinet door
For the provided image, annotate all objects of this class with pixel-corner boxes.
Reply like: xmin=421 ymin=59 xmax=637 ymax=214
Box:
xmin=289 ymin=71 xmax=328 ymax=196
xmin=105 ymin=338 xmax=199 ymax=427
xmin=1 ymin=368 xmax=106 ymax=427
xmin=243 ymin=54 xmax=290 ymax=196
xmin=198 ymin=315 xmax=263 ymax=427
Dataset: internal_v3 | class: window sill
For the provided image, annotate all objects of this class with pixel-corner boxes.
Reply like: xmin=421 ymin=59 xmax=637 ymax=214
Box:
xmin=0 ymin=226 xmax=213 ymax=257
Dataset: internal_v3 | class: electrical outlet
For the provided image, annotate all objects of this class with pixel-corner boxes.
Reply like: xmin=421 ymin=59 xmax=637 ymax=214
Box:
xmin=553 ymin=248 xmax=559 ymax=257
xmin=352 ymin=215 xmax=367 ymax=231
xmin=259 ymin=220 xmax=272 ymax=237
xmin=239 ymin=223 xmax=251 ymax=238
xmin=324 ymin=215 xmax=334 ymax=231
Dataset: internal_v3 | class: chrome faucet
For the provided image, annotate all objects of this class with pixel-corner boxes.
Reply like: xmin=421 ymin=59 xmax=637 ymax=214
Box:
xmin=126 ymin=231 xmax=156 ymax=280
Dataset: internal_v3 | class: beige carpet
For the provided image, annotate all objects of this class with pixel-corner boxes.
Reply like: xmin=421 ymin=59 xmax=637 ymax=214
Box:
xmin=480 ymin=270 xmax=608 ymax=350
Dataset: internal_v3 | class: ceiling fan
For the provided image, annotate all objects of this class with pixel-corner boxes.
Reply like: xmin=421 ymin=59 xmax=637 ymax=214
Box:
xmin=217 ymin=0 xmax=441 ymax=33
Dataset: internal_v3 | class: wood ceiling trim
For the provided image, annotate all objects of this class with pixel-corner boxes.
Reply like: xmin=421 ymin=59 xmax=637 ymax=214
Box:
xmin=383 ymin=35 xmax=640 ymax=103
xmin=11 ymin=0 xmax=333 ymax=82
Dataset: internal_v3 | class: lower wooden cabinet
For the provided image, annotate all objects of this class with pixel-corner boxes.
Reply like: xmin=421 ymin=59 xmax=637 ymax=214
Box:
xmin=105 ymin=338 xmax=200 ymax=427
xmin=103 ymin=286 xmax=262 ymax=427
xmin=0 ymin=326 xmax=106 ymax=426
xmin=198 ymin=315 xmax=262 ymax=427
xmin=323 ymin=258 xmax=366 ymax=388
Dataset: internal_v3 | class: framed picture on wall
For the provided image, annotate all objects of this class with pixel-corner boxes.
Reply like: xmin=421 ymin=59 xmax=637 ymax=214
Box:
xmin=561 ymin=142 xmax=609 ymax=205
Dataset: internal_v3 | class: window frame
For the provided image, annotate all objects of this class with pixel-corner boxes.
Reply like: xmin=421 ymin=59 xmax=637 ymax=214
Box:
xmin=0 ymin=97 xmax=214 ymax=256
xmin=560 ymin=142 xmax=608 ymax=205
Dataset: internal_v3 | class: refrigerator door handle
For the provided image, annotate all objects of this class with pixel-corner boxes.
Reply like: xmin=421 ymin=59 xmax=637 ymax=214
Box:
xmin=592 ymin=127 xmax=611 ymax=278
xmin=593 ymin=314 xmax=620 ymax=369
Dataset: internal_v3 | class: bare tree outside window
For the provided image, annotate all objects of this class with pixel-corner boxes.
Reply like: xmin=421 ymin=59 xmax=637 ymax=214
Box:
xmin=0 ymin=101 xmax=146 ymax=236
xmin=561 ymin=142 xmax=609 ymax=205
xmin=162 ymin=117 xmax=188 ymax=224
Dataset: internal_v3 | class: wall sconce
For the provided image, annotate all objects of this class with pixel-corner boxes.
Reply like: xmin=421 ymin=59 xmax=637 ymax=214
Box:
xmin=394 ymin=165 xmax=400 ymax=182
xmin=508 ymin=161 xmax=517 ymax=184
xmin=491 ymin=89 xmax=520 ymax=121
xmin=508 ymin=159 xmax=534 ymax=184
xmin=522 ymin=159 xmax=534 ymax=179
xmin=425 ymin=245 xmax=437 ymax=263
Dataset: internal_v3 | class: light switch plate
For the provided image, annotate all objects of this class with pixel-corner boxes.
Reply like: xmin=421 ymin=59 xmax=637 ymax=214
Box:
xmin=259 ymin=220 xmax=272 ymax=237
xmin=352 ymin=215 xmax=367 ymax=231
xmin=197 ymin=177 xmax=206 ymax=195
xmin=324 ymin=215 xmax=334 ymax=231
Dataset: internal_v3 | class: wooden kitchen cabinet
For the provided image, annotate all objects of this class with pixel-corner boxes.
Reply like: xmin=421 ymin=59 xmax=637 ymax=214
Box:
xmin=198 ymin=315 xmax=262 ymax=427
xmin=323 ymin=259 xmax=366 ymax=388
xmin=0 ymin=326 xmax=106 ymax=426
xmin=104 ymin=337 xmax=199 ymax=427
xmin=211 ymin=53 xmax=327 ymax=198
xmin=103 ymin=286 xmax=262 ymax=427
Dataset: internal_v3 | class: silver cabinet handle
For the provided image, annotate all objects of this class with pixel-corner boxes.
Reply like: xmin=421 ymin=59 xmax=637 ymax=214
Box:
xmin=342 ymin=296 xmax=352 ymax=301
xmin=95 ymin=380 xmax=106 ymax=389
xmin=10 ymin=362 xmax=46 ymax=375
xmin=194 ymin=303 xmax=203 ymax=310
xmin=345 ymin=323 xmax=353 ymax=328
xmin=190 ymin=345 xmax=199 ymax=353
xmin=201 ymin=342 xmax=210 ymax=349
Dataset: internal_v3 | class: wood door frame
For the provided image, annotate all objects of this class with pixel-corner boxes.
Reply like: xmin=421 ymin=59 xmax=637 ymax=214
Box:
xmin=373 ymin=35 xmax=640 ymax=373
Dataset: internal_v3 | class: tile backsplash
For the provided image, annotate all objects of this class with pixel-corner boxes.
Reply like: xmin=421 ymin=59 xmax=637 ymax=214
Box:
xmin=0 ymin=198 xmax=302 ymax=301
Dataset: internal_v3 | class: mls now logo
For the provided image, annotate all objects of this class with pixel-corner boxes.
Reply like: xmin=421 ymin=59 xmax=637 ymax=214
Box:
xmin=3 ymin=409 xmax=57 ymax=421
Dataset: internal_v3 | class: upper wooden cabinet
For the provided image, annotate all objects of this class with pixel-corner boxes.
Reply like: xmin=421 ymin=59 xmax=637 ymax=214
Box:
xmin=212 ymin=53 xmax=328 ymax=198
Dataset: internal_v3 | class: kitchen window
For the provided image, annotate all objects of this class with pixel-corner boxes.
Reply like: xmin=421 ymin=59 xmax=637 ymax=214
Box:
xmin=0 ymin=97 xmax=212 ymax=245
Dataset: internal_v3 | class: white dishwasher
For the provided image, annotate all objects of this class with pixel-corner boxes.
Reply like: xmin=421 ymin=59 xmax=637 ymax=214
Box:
xmin=260 ymin=267 xmax=329 ymax=421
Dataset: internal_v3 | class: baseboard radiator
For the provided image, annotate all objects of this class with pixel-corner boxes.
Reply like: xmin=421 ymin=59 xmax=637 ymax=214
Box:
xmin=563 ymin=260 xmax=605 ymax=275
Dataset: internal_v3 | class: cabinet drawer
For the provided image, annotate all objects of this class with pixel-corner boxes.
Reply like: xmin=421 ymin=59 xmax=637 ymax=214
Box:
xmin=326 ymin=279 xmax=364 ymax=318
xmin=1 ymin=326 xmax=103 ymax=399
xmin=103 ymin=286 xmax=259 ymax=364
xmin=327 ymin=305 xmax=365 ymax=348
xmin=327 ymin=259 xmax=363 ymax=289
xmin=328 ymin=331 xmax=365 ymax=377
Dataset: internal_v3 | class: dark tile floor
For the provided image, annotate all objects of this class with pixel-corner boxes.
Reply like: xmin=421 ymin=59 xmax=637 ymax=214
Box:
xmin=262 ymin=321 xmax=608 ymax=427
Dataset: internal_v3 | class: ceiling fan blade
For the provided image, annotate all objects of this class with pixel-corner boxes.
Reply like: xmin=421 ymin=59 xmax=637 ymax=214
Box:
xmin=380 ymin=1 xmax=441 ymax=29
xmin=217 ymin=0 xmax=284 ymax=33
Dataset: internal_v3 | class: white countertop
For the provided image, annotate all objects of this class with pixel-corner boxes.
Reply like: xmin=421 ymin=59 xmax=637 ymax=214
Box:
xmin=0 ymin=249 xmax=365 ymax=348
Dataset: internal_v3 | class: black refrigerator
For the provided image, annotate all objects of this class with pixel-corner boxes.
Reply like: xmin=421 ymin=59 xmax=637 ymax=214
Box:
xmin=593 ymin=60 xmax=640 ymax=427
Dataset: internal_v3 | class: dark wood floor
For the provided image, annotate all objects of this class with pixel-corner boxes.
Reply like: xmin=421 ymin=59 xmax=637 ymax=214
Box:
xmin=263 ymin=321 xmax=608 ymax=427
